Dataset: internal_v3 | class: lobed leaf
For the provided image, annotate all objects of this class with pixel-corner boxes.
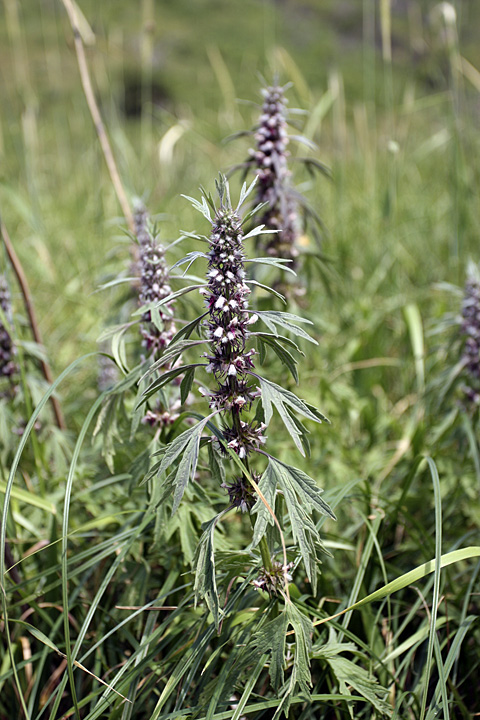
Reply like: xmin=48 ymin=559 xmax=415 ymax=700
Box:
xmin=255 ymin=376 xmax=328 ymax=455
xmin=256 ymin=310 xmax=318 ymax=344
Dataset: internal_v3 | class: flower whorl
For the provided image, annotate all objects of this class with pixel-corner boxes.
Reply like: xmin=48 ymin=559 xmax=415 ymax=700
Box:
xmin=202 ymin=193 xmax=266 ymax=460
xmin=249 ymin=85 xmax=299 ymax=265
xmin=460 ymin=267 xmax=480 ymax=407
xmin=0 ymin=275 xmax=18 ymax=384
xmin=134 ymin=203 xmax=176 ymax=360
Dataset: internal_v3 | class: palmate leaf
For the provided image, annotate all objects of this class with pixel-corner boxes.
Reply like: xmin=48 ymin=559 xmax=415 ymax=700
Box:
xmin=255 ymin=376 xmax=328 ymax=455
xmin=253 ymin=458 xmax=335 ymax=591
xmin=313 ymin=638 xmax=391 ymax=716
xmin=249 ymin=612 xmax=288 ymax=691
xmin=193 ymin=511 xmax=226 ymax=629
xmin=272 ymin=605 xmax=313 ymax=719
xmin=256 ymin=310 xmax=318 ymax=344
xmin=153 ymin=414 xmax=215 ymax=514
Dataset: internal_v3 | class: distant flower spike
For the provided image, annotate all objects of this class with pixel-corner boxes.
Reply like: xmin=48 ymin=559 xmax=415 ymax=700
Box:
xmin=249 ymin=85 xmax=299 ymax=266
xmin=134 ymin=201 xmax=181 ymax=428
xmin=134 ymin=201 xmax=176 ymax=360
xmin=460 ymin=264 xmax=480 ymax=407
xmin=0 ymin=275 xmax=18 ymax=387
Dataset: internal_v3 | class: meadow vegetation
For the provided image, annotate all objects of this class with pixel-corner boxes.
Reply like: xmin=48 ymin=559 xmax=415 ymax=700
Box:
xmin=1 ymin=1 xmax=480 ymax=718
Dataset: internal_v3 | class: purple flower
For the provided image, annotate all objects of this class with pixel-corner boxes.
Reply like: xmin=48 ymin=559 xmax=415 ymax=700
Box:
xmin=134 ymin=201 xmax=181 ymax=428
xmin=0 ymin=275 xmax=18 ymax=385
xmin=248 ymin=85 xmax=299 ymax=266
xmin=134 ymin=201 xmax=176 ymax=361
xmin=460 ymin=265 xmax=480 ymax=408
xmin=195 ymin=178 xmax=269 ymax=509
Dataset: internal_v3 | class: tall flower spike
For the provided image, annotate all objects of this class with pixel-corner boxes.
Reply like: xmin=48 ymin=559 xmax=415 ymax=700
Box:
xmin=460 ymin=263 xmax=480 ymax=408
xmin=202 ymin=178 xmax=266 ymax=461
xmin=249 ymin=85 xmax=299 ymax=267
xmin=0 ymin=274 xmax=18 ymax=389
xmin=134 ymin=202 xmax=176 ymax=361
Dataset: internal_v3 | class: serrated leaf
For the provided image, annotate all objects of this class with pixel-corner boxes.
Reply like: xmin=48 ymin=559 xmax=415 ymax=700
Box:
xmin=193 ymin=512 xmax=225 ymax=629
xmin=314 ymin=641 xmax=391 ymax=716
xmin=256 ymin=310 xmax=317 ymax=344
xmin=272 ymin=458 xmax=336 ymax=520
xmin=246 ymin=279 xmax=286 ymax=304
xmin=256 ymin=376 xmax=327 ymax=455
xmin=251 ymin=613 xmax=288 ymax=691
xmin=180 ymin=367 xmax=195 ymax=404
xmin=252 ymin=332 xmax=303 ymax=354
xmin=245 ymin=257 xmax=296 ymax=276
xmin=257 ymin=458 xmax=334 ymax=590
xmin=257 ymin=335 xmax=299 ymax=383
xmin=154 ymin=414 xmax=215 ymax=514
xmin=251 ymin=463 xmax=278 ymax=545
xmin=286 ymin=604 xmax=313 ymax=693
xmin=181 ymin=193 xmax=213 ymax=222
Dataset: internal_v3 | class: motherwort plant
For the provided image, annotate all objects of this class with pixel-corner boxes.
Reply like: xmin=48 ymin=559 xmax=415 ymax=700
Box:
xmin=142 ymin=176 xmax=335 ymax=622
xmin=0 ymin=274 xmax=18 ymax=394
xmin=134 ymin=202 xmax=183 ymax=428
xmin=232 ymin=83 xmax=328 ymax=290
xmin=460 ymin=262 xmax=480 ymax=409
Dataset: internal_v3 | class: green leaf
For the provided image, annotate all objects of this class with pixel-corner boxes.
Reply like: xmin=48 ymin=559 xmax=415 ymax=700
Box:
xmin=256 ymin=334 xmax=299 ymax=383
xmin=272 ymin=458 xmax=336 ymax=520
xmin=286 ymin=604 xmax=312 ymax=694
xmin=256 ymin=376 xmax=328 ymax=455
xmin=207 ymin=442 xmax=225 ymax=486
xmin=154 ymin=414 xmax=215 ymax=514
xmin=313 ymin=639 xmax=391 ymax=716
xmin=139 ymin=364 xmax=203 ymax=407
xmin=251 ymin=613 xmax=288 ymax=691
xmin=256 ymin=458 xmax=334 ymax=591
xmin=0 ymin=481 xmax=56 ymax=514
xmin=256 ymin=310 xmax=317 ymax=344
xmin=193 ymin=512 xmax=225 ymax=629
xmin=180 ymin=367 xmax=196 ymax=404
xmin=169 ymin=312 xmax=208 ymax=345
xmin=243 ymin=224 xmax=277 ymax=240
xmin=141 ymin=340 xmax=207 ymax=380
xmin=251 ymin=463 xmax=278 ymax=545
xmin=246 ymin=279 xmax=286 ymax=304
xmin=181 ymin=193 xmax=213 ymax=221
xmin=245 ymin=257 xmax=296 ymax=276
xmin=252 ymin=331 xmax=304 ymax=354
xmin=132 ymin=284 xmax=206 ymax=315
